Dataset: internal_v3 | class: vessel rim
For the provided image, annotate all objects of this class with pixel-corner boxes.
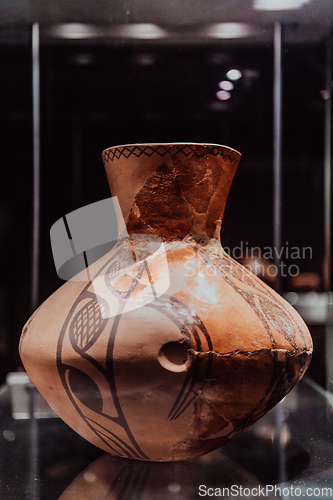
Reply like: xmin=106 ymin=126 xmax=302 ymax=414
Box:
xmin=102 ymin=142 xmax=241 ymax=157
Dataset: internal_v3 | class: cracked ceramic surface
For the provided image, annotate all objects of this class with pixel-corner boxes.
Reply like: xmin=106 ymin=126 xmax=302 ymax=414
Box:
xmin=20 ymin=143 xmax=312 ymax=461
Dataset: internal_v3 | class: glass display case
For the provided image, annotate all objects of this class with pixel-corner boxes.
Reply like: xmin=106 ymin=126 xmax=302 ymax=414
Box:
xmin=0 ymin=0 xmax=333 ymax=498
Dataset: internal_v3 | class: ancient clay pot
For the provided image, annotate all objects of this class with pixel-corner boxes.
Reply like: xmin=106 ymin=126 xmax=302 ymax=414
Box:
xmin=20 ymin=143 xmax=312 ymax=462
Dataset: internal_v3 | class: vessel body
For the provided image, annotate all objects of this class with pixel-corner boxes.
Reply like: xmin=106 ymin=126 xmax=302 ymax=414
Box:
xmin=20 ymin=143 xmax=312 ymax=461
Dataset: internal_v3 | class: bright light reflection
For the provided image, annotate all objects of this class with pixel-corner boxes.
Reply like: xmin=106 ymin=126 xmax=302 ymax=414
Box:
xmin=168 ymin=483 xmax=181 ymax=493
xmin=226 ymin=69 xmax=242 ymax=81
xmin=45 ymin=23 xmax=167 ymax=40
xmin=205 ymin=23 xmax=256 ymax=39
xmin=320 ymin=90 xmax=330 ymax=100
xmin=50 ymin=24 xmax=98 ymax=39
xmin=117 ymin=24 xmax=167 ymax=39
xmin=219 ymin=80 xmax=234 ymax=91
xmin=216 ymin=90 xmax=231 ymax=101
xmin=253 ymin=0 xmax=311 ymax=10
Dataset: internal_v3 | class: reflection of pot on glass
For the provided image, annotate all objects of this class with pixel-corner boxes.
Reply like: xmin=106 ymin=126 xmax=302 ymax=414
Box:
xmin=20 ymin=143 xmax=312 ymax=462
xmin=59 ymin=451 xmax=273 ymax=500
xmin=239 ymin=253 xmax=276 ymax=286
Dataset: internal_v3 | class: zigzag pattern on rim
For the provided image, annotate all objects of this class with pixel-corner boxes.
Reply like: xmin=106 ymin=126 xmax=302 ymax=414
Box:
xmin=102 ymin=144 xmax=225 ymax=162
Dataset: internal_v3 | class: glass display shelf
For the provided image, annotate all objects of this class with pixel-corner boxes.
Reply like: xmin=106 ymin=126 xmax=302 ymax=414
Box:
xmin=0 ymin=374 xmax=332 ymax=500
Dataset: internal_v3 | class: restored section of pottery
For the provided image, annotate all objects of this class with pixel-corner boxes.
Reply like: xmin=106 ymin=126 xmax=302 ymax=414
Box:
xmin=103 ymin=143 xmax=240 ymax=242
xmin=20 ymin=143 xmax=312 ymax=461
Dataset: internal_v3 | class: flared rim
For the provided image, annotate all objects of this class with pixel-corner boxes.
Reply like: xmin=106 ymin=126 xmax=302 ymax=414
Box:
xmin=102 ymin=142 xmax=241 ymax=158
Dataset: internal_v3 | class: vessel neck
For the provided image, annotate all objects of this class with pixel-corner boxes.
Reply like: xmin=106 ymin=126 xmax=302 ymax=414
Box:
xmin=103 ymin=143 xmax=241 ymax=243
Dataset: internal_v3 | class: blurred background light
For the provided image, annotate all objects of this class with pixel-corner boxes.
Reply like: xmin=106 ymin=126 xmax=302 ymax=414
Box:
xmin=204 ymin=23 xmax=257 ymax=39
xmin=253 ymin=0 xmax=311 ymax=10
xmin=219 ymin=80 xmax=234 ymax=91
xmin=133 ymin=53 xmax=158 ymax=66
xmin=226 ymin=69 xmax=243 ymax=81
xmin=116 ymin=24 xmax=167 ymax=39
xmin=320 ymin=90 xmax=330 ymax=100
xmin=45 ymin=23 xmax=167 ymax=40
xmin=47 ymin=24 xmax=99 ymax=39
xmin=216 ymin=90 xmax=231 ymax=100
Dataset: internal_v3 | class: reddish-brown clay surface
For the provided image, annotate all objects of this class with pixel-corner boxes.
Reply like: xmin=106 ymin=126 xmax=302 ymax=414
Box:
xmin=20 ymin=143 xmax=312 ymax=461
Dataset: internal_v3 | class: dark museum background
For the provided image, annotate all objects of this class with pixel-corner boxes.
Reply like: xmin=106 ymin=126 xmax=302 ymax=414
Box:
xmin=0 ymin=2 xmax=333 ymax=498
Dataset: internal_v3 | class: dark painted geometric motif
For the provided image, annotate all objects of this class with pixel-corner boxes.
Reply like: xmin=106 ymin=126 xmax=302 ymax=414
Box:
xmin=70 ymin=297 xmax=108 ymax=353
xmin=57 ymin=254 xmax=150 ymax=460
xmin=68 ymin=367 xmax=104 ymax=414
xmin=143 ymin=295 xmax=213 ymax=421
xmin=205 ymin=249 xmax=309 ymax=419
xmin=102 ymin=144 xmax=232 ymax=163
xmin=209 ymin=250 xmax=307 ymax=351
xmin=57 ymin=245 xmax=213 ymax=461
xmin=56 ymin=239 xmax=309 ymax=459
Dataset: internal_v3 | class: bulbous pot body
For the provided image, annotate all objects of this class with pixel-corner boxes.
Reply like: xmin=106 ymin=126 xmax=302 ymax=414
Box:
xmin=20 ymin=143 xmax=312 ymax=461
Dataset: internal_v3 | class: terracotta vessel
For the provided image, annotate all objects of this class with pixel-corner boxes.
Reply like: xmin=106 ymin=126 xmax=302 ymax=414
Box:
xmin=20 ymin=143 xmax=312 ymax=462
